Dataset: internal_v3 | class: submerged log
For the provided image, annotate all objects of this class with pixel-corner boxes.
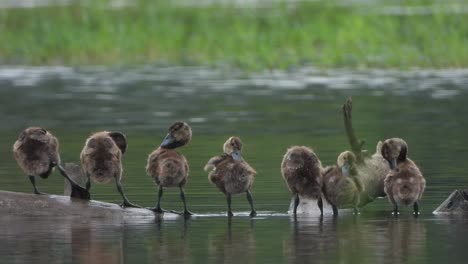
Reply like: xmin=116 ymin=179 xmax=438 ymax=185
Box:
xmin=0 ymin=163 xmax=180 ymax=220
xmin=433 ymin=190 xmax=468 ymax=214
xmin=0 ymin=190 xmax=179 ymax=221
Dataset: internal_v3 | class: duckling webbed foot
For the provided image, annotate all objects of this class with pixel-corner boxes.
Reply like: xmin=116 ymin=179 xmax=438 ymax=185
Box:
xmin=353 ymin=207 xmax=360 ymax=215
xmin=120 ymin=201 xmax=141 ymax=208
xmin=147 ymin=207 xmax=178 ymax=214
xmin=57 ymin=165 xmax=91 ymax=200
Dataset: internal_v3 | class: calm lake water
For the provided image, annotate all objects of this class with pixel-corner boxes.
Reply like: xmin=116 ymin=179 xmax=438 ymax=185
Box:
xmin=1 ymin=66 xmax=468 ymax=263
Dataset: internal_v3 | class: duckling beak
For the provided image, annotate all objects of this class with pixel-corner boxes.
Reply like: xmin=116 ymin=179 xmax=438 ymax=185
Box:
xmin=389 ymin=158 xmax=397 ymax=170
xmin=341 ymin=164 xmax=350 ymax=176
xmin=160 ymin=133 xmax=175 ymax=148
xmin=231 ymin=150 xmax=242 ymax=161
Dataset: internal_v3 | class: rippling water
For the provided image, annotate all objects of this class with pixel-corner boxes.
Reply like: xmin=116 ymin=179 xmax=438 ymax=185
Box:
xmin=1 ymin=65 xmax=468 ymax=263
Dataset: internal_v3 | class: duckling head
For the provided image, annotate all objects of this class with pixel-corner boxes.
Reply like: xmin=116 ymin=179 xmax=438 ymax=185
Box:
xmin=223 ymin=136 xmax=243 ymax=161
xmin=337 ymin=151 xmax=356 ymax=176
xmin=381 ymin=138 xmax=408 ymax=169
xmin=18 ymin=126 xmax=51 ymax=143
xmin=160 ymin=122 xmax=192 ymax=149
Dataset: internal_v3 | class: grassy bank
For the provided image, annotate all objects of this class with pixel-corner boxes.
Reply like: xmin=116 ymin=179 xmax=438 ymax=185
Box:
xmin=0 ymin=0 xmax=468 ymax=69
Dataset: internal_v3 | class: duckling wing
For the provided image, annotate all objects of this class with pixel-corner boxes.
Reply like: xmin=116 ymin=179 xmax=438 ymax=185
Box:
xmin=241 ymin=160 xmax=257 ymax=176
xmin=47 ymin=135 xmax=60 ymax=164
xmin=146 ymin=149 xmax=164 ymax=180
xmin=204 ymin=155 xmax=227 ymax=172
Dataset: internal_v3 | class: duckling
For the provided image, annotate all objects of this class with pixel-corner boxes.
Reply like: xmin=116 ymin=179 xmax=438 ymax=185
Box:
xmin=81 ymin=131 xmax=138 ymax=207
xmin=205 ymin=137 xmax=257 ymax=217
xmin=146 ymin=122 xmax=192 ymax=216
xmin=13 ymin=127 xmax=90 ymax=199
xmin=281 ymin=146 xmax=323 ymax=216
xmin=381 ymin=138 xmax=426 ymax=215
xmin=323 ymin=151 xmax=364 ymax=215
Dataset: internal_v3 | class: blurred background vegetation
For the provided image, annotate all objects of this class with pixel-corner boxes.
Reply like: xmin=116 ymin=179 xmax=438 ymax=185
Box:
xmin=0 ymin=0 xmax=467 ymax=70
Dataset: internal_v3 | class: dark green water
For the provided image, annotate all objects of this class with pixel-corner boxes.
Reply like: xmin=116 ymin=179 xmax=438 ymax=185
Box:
xmin=1 ymin=66 xmax=468 ymax=263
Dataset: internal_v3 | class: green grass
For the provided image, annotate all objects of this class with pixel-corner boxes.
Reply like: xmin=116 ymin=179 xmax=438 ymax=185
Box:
xmin=0 ymin=0 xmax=468 ymax=69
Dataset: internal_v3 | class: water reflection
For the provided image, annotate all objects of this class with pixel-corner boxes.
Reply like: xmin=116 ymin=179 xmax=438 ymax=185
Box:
xmin=71 ymin=224 xmax=124 ymax=264
xmin=207 ymin=217 xmax=256 ymax=264
xmin=285 ymin=215 xmax=427 ymax=264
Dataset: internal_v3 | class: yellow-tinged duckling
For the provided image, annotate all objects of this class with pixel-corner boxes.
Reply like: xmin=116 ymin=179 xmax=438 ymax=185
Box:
xmin=13 ymin=127 xmax=89 ymax=199
xmin=146 ymin=122 xmax=192 ymax=216
xmin=323 ymin=151 xmax=364 ymax=215
xmin=81 ymin=131 xmax=137 ymax=207
xmin=205 ymin=137 xmax=257 ymax=217
xmin=381 ymin=138 xmax=426 ymax=215
xmin=281 ymin=146 xmax=323 ymax=216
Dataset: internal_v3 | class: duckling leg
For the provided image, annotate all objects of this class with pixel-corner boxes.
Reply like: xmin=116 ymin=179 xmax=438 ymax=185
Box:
xmin=56 ymin=165 xmax=90 ymax=200
xmin=317 ymin=197 xmax=324 ymax=216
xmin=392 ymin=204 xmax=399 ymax=215
xmin=331 ymin=204 xmax=338 ymax=216
xmin=226 ymin=193 xmax=233 ymax=217
xmin=293 ymin=193 xmax=300 ymax=215
xmin=148 ymin=186 xmax=174 ymax=213
xmin=29 ymin=176 xmax=45 ymax=195
xmin=246 ymin=190 xmax=256 ymax=217
xmin=179 ymin=185 xmax=192 ymax=216
xmin=85 ymin=174 xmax=91 ymax=192
xmin=115 ymin=180 xmax=140 ymax=208
xmin=413 ymin=201 xmax=420 ymax=216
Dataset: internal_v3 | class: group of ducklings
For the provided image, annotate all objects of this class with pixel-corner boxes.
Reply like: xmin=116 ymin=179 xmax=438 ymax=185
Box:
xmin=13 ymin=123 xmax=425 ymax=217
xmin=12 ymin=122 xmax=256 ymax=217
xmin=282 ymin=139 xmax=426 ymax=216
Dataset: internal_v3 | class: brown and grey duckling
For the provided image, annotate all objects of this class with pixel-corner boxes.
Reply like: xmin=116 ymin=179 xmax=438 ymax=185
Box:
xmin=13 ymin=127 xmax=90 ymax=199
xmin=205 ymin=136 xmax=257 ymax=217
xmin=80 ymin=131 xmax=138 ymax=207
xmin=146 ymin=122 xmax=192 ymax=216
xmin=281 ymin=146 xmax=323 ymax=216
xmin=323 ymin=151 xmax=364 ymax=215
xmin=381 ymin=138 xmax=426 ymax=215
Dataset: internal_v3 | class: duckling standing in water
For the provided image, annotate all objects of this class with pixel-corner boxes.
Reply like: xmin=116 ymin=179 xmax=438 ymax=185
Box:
xmin=281 ymin=146 xmax=323 ymax=216
xmin=146 ymin=122 xmax=192 ymax=216
xmin=323 ymin=151 xmax=364 ymax=215
xmin=81 ymin=131 xmax=138 ymax=207
xmin=13 ymin=127 xmax=90 ymax=199
xmin=381 ymin=138 xmax=426 ymax=215
xmin=205 ymin=137 xmax=257 ymax=217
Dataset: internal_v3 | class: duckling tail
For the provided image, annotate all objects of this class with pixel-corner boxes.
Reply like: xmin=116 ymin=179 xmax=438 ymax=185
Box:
xmin=398 ymin=184 xmax=418 ymax=206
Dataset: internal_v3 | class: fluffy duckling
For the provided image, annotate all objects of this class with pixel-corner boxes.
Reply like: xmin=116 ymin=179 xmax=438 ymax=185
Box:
xmin=323 ymin=151 xmax=364 ymax=215
xmin=13 ymin=127 xmax=90 ymax=199
xmin=381 ymin=138 xmax=426 ymax=215
xmin=281 ymin=146 xmax=323 ymax=216
xmin=146 ymin=122 xmax=192 ymax=216
xmin=205 ymin=137 xmax=257 ymax=217
xmin=81 ymin=131 xmax=138 ymax=207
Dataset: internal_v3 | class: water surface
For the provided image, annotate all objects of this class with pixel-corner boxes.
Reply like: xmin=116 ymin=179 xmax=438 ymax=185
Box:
xmin=1 ymin=66 xmax=468 ymax=263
